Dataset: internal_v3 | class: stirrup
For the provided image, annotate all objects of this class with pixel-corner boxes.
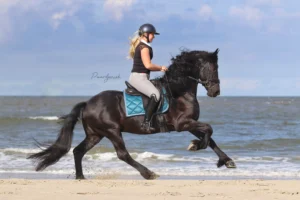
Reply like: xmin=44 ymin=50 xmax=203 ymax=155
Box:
xmin=141 ymin=121 xmax=155 ymax=131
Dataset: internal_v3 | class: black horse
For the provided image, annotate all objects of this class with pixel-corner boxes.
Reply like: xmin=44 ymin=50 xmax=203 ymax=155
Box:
xmin=28 ymin=48 xmax=236 ymax=180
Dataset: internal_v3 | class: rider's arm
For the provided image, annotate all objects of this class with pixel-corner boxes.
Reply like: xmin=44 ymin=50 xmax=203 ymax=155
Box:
xmin=141 ymin=48 xmax=162 ymax=71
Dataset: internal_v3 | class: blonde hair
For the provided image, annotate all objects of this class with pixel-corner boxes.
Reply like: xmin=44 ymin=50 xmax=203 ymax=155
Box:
xmin=128 ymin=31 xmax=140 ymax=59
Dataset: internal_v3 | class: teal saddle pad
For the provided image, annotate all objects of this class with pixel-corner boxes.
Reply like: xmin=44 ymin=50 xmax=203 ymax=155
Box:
xmin=123 ymin=88 xmax=169 ymax=117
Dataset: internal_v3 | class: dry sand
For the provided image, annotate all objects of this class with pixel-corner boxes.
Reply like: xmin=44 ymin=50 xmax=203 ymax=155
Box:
xmin=0 ymin=179 xmax=299 ymax=200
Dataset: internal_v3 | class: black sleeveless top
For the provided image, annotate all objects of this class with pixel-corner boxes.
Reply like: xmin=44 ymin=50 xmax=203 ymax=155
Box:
xmin=131 ymin=42 xmax=153 ymax=74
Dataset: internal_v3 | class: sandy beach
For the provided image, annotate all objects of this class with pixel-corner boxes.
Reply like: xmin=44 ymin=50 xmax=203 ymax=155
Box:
xmin=0 ymin=179 xmax=299 ymax=200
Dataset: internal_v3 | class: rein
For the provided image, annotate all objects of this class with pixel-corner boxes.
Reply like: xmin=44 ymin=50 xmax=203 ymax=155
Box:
xmin=187 ymin=76 xmax=208 ymax=86
xmin=162 ymin=61 xmax=220 ymax=99
xmin=164 ymin=75 xmax=174 ymax=99
xmin=188 ymin=63 xmax=220 ymax=87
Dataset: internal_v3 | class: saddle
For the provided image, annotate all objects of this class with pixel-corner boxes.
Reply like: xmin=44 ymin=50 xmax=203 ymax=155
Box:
xmin=125 ymin=81 xmax=142 ymax=96
xmin=125 ymin=81 xmax=164 ymax=111
xmin=124 ymin=81 xmax=168 ymax=132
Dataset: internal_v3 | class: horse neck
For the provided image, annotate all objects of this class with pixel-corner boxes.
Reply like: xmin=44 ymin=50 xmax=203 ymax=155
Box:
xmin=161 ymin=75 xmax=199 ymax=98
xmin=187 ymin=81 xmax=199 ymax=96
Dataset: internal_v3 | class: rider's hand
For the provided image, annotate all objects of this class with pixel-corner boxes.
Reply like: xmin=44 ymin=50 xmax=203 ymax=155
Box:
xmin=160 ymin=66 xmax=168 ymax=72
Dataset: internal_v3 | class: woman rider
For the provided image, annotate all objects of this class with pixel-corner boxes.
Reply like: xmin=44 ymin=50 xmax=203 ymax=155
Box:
xmin=128 ymin=23 xmax=168 ymax=132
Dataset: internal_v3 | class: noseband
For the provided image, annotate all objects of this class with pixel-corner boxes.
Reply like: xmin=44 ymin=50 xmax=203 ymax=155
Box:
xmin=188 ymin=63 xmax=220 ymax=88
xmin=163 ymin=61 xmax=219 ymax=99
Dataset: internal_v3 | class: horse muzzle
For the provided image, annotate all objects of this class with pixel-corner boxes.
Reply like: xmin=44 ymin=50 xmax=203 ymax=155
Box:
xmin=207 ymin=83 xmax=220 ymax=97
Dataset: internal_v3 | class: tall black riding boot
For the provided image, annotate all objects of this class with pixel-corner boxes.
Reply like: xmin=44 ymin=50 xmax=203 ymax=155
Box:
xmin=141 ymin=94 xmax=159 ymax=132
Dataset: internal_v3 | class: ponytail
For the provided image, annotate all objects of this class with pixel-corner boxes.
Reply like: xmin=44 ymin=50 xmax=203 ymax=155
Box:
xmin=128 ymin=31 xmax=140 ymax=59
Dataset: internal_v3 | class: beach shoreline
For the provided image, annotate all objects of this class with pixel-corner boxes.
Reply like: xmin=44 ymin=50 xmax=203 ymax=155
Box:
xmin=1 ymin=179 xmax=299 ymax=200
xmin=1 ymin=172 xmax=300 ymax=180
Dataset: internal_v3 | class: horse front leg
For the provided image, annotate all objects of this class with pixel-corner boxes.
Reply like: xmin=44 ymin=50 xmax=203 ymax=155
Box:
xmin=184 ymin=120 xmax=237 ymax=169
xmin=188 ymin=137 xmax=237 ymax=168
xmin=184 ymin=121 xmax=213 ymax=150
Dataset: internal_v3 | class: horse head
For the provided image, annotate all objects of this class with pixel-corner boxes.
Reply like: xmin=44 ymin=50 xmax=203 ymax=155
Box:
xmin=193 ymin=48 xmax=220 ymax=97
xmin=164 ymin=48 xmax=221 ymax=97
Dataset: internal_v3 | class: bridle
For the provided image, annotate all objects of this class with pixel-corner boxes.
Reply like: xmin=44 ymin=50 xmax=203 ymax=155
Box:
xmin=188 ymin=62 xmax=220 ymax=88
xmin=163 ymin=61 xmax=220 ymax=99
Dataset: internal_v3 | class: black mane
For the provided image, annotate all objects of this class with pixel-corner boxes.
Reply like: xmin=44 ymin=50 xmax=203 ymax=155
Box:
xmin=153 ymin=49 xmax=218 ymax=97
xmin=166 ymin=49 xmax=218 ymax=81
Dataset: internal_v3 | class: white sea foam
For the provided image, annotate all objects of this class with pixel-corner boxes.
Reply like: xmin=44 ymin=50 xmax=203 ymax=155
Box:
xmin=1 ymin=167 xmax=300 ymax=178
xmin=1 ymin=148 xmax=300 ymax=179
xmin=28 ymin=116 xmax=59 ymax=120
xmin=1 ymin=148 xmax=41 ymax=154
xmin=1 ymin=148 xmax=297 ymax=164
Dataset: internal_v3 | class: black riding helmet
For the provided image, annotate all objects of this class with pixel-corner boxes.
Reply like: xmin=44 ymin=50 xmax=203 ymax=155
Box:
xmin=138 ymin=23 xmax=159 ymax=43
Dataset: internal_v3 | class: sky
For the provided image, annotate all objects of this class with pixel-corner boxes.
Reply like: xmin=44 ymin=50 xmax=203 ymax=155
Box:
xmin=0 ymin=0 xmax=299 ymax=96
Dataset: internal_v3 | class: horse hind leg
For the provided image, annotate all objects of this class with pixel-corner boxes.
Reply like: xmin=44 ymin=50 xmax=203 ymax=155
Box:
xmin=106 ymin=129 xmax=159 ymax=180
xmin=73 ymin=134 xmax=103 ymax=179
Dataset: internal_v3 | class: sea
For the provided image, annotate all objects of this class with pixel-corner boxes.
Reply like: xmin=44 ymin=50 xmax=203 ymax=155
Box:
xmin=0 ymin=96 xmax=299 ymax=180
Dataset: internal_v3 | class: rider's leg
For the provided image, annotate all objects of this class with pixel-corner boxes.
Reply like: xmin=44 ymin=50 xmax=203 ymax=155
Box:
xmin=128 ymin=73 xmax=160 ymax=100
xmin=142 ymin=94 xmax=159 ymax=131
xmin=128 ymin=73 xmax=160 ymax=131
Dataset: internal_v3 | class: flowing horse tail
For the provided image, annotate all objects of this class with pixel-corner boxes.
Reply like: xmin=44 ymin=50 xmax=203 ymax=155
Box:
xmin=27 ymin=102 xmax=87 ymax=171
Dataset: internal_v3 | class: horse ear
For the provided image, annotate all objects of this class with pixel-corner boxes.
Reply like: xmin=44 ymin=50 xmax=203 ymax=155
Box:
xmin=214 ymin=48 xmax=219 ymax=55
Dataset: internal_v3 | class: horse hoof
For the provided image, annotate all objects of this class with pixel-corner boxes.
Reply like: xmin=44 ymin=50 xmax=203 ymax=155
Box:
xmin=225 ymin=160 xmax=236 ymax=168
xmin=187 ymin=143 xmax=197 ymax=151
xmin=143 ymin=171 xmax=160 ymax=180
xmin=149 ymin=172 xmax=160 ymax=180
xmin=76 ymin=175 xmax=86 ymax=180
xmin=187 ymin=140 xmax=200 ymax=151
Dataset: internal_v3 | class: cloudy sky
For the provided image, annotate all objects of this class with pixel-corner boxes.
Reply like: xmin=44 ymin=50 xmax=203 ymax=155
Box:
xmin=0 ymin=0 xmax=299 ymax=96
